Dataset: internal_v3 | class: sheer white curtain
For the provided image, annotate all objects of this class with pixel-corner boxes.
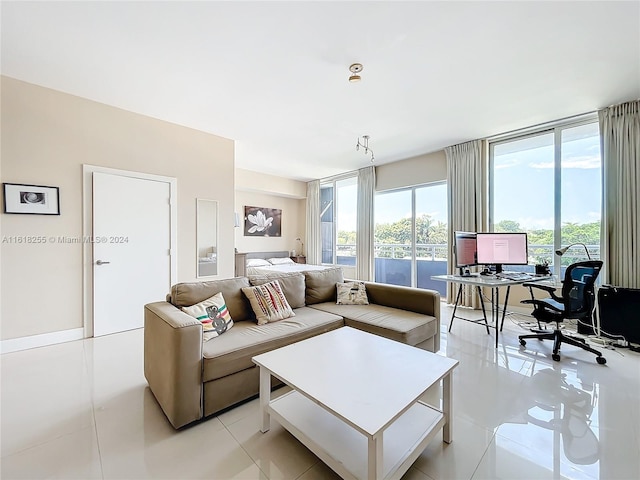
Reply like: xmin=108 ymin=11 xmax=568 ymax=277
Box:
xmin=305 ymin=180 xmax=321 ymax=265
xmin=446 ymin=139 xmax=485 ymax=306
xmin=599 ymin=100 xmax=640 ymax=289
xmin=356 ymin=166 xmax=375 ymax=280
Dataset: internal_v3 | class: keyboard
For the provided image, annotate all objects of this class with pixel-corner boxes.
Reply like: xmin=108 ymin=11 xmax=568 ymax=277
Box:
xmin=497 ymin=272 xmax=532 ymax=281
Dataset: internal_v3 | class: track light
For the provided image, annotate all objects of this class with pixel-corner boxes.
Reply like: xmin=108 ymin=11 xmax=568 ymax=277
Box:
xmin=356 ymin=135 xmax=375 ymax=163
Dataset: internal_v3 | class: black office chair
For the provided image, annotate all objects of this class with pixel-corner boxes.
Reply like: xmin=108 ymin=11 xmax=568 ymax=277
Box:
xmin=518 ymin=260 xmax=606 ymax=364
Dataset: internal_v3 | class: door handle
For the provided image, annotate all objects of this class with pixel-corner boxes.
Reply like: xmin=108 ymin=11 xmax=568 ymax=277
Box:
xmin=96 ymin=260 xmax=111 ymax=265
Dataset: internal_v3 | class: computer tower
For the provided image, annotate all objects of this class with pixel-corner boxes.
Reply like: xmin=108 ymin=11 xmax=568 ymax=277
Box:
xmin=596 ymin=285 xmax=640 ymax=344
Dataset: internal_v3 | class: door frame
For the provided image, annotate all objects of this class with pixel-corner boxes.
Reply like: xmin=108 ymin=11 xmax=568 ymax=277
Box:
xmin=82 ymin=165 xmax=178 ymax=338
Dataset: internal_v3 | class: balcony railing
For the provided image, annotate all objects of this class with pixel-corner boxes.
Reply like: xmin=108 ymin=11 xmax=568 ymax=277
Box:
xmin=337 ymin=243 xmax=600 ymax=264
xmin=334 ymin=243 xmax=600 ymax=295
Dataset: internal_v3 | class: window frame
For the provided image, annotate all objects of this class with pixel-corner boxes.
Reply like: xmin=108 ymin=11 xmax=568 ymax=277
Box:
xmin=320 ymin=173 xmax=358 ymax=266
xmin=488 ymin=113 xmax=600 ymax=277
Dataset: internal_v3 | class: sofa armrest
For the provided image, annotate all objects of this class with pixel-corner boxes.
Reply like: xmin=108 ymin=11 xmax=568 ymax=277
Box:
xmin=144 ymin=301 xmax=203 ymax=429
xmin=361 ymin=282 xmax=441 ymax=352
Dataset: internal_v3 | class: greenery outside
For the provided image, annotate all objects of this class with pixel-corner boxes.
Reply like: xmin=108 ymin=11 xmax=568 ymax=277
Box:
xmin=337 ymin=215 xmax=601 ymax=262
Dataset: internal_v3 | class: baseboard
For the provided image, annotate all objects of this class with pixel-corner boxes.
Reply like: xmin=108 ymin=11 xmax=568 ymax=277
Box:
xmin=1 ymin=328 xmax=85 ymax=354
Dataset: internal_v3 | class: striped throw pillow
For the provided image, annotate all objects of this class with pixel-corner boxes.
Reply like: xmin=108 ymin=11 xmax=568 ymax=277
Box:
xmin=181 ymin=292 xmax=234 ymax=341
xmin=242 ymin=280 xmax=296 ymax=325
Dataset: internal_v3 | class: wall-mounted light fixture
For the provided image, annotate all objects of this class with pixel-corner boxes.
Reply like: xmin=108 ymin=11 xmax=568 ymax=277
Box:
xmin=356 ymin=135 xmax=375 ymax=163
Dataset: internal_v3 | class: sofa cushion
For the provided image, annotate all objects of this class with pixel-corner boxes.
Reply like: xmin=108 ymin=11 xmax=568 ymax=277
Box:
xmin=180 ymin=292 xmax=234 ymax=341
xmin=336 ymin=281 xmax=369 ymax=305
xmin=242 ymin=280 xmax=295 ymax=325
xmin=201 ymin=307 xmax=344 ymax=382
xmin=309 ymin=302 xmax=438 ymax=346
xmin=170 ymin=277 xmax=254 ymax=321
xmin=248 ymin=272 xmax=306 ymax=308
xmin=304 ymin=267 xmax=344 ymax=305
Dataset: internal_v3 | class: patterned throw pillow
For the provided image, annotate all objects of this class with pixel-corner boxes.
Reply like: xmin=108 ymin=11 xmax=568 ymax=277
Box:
xmin=336 ymin=281 xmax=369 ymax=305
xmin=181 ymin=292 xmax=234 ymax=341
xmin=242 ymin=280 xmax=296 ymax=325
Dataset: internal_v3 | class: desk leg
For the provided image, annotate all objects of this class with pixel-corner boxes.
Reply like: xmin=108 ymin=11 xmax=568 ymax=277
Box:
xmin=500 ymin=286 xmax=511 ymax=332
xmin=449 ymin=284 xmax=464 ymax=332
xmin=494 ymin=288 xmax=500 ymax=348
xmin=476 ymin=286 xmax=490 ymax=334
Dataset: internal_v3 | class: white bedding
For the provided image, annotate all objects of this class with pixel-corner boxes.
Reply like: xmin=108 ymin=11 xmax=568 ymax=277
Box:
xmin=246 ymin=263 xmax=334 ymax=275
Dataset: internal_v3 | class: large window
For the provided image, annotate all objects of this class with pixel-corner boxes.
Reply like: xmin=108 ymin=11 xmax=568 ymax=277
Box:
xmin=490 ymin=118 xmax=601 ymax=276
xmin=374 ymin=183 xmax=447 ymax=293
xmin=321 ymin=176 xmax=357 ymax=265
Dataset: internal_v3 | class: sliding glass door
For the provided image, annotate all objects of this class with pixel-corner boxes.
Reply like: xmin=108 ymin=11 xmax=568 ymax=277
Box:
xmin=320 ymin=176 xmax=358 ymax=266
xmin=374 ymin=183 xmax=447 ymax=293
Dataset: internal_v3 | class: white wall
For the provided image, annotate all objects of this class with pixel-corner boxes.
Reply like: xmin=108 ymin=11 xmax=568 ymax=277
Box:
xmin=1 ymin=76 xmax=235 ymax=341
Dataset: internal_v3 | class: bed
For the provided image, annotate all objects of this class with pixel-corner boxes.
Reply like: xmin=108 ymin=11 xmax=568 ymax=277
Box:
xmin=244 ymin=251 xmax=334 ymax=275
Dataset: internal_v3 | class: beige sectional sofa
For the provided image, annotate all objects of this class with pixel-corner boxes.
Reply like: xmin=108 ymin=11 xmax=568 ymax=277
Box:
xmin=144 ymin=268 xmax=441 ymax=429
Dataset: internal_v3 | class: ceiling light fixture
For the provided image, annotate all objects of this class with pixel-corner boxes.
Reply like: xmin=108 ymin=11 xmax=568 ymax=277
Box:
xmin=356 ymin=135 xmax=375 ymax=163
xmin=348 ymin=63 xmax=363 ymax=83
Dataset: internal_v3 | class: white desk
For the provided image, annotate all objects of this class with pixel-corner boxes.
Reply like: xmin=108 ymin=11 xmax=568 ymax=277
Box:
xmin=432 ymin=274 xmax=553 ymax=348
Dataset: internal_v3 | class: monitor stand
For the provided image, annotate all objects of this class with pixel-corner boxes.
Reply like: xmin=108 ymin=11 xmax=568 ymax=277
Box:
xmin=494 ymin=264 xmax=503 ymax=274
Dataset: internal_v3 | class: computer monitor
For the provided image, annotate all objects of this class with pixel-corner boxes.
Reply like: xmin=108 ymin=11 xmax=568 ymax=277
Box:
xmin=454 ymin=231 xmax=477 ymax=275
xmin=476 ymin=232 xmax=528 ymax=273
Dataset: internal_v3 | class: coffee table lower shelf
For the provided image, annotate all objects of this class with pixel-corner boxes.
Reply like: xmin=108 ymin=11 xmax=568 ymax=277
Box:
xmin=268 ymin=390 xmax=445 ymax=480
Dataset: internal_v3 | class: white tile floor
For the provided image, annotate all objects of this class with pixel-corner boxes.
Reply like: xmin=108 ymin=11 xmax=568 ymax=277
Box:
xmin=2 ymin=304 xmax=639 ymax=479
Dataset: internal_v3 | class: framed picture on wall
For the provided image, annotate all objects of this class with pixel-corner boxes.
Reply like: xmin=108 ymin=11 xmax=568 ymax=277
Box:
xmin=3 ymin=183 xmax=60 ymax=215
xmin=244 ymin=206 xmax=282 ymax=237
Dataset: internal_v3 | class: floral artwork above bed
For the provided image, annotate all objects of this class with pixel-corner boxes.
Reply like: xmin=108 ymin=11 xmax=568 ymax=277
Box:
xmin=244 ymin=206 xmax=282 ymax=237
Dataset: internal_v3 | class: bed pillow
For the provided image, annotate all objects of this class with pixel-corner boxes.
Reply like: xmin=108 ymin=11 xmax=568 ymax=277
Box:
xmin=336 ymin=281 xmax=369 ymax=305
xmin=304 ymin=267 xmax=344 ymax=305
xmin=242 ymin=280 xmax=296 ymax=325
xmin=246 ymin=258 xmax=271 ymax=267
xmin=181 ymin=292 xmax=234 ymax=341
xmin=268 ymin=257 xmax=295 ymax=265
xmin=248 ymin=272 xmax=306 ymax=308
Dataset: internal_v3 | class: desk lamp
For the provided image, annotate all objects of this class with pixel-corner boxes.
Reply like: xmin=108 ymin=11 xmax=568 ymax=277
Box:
xmin=556 ymin=243 xmax=592 ymax=260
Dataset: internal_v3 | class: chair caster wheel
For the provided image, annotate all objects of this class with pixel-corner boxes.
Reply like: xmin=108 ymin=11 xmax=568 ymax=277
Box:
xmin=552 ymin=354 xmax=561 ymax=362
xmin=519 ymin=339 xmax=526 ymax=347
xmin=596 ymin=356 xmax=606 ymax=365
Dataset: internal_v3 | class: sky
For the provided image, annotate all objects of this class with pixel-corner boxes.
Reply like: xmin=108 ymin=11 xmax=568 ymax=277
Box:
xmin=361 ymin=121 xmax=601 ymax=232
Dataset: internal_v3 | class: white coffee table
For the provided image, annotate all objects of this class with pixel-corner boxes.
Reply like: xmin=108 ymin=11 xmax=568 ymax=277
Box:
xmin=252 ymin=327 xmax=458 ymax=480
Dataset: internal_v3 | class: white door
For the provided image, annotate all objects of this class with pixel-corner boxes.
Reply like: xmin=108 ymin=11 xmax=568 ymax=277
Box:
xmin=93 ymin=172 xmax=171 ymax=336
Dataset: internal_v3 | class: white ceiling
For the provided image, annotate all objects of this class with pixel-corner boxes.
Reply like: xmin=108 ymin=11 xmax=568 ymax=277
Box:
xmin=2 ymin=1 xmax=639 ymax=182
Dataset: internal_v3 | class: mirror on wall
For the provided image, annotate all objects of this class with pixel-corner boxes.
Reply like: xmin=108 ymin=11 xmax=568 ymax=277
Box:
xmin=197 ymin=199 xmax=218 ymax=277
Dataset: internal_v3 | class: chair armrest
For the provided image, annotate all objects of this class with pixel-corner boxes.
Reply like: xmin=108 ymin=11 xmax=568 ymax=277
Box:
xmin=521 ymin=298 xmax=564 ymax=312
xmin=144 ymin=301 xmax=203 ymax=429
xmin=523 ymin=282 xmax=563 ymax=302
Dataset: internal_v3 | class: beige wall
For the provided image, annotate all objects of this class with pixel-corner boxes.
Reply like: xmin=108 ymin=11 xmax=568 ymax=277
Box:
xmin=236 ymin=168 xmax=306 ymax=199
xmin=234 ymin=190 xmax=306 ymax=256
xmin=376 ymin=150 xmax=447 ymax=192
xmin=1 ymin=77 xmax=235 ymax=340
xmin=235 ymin=169 xmax=307 ymax=256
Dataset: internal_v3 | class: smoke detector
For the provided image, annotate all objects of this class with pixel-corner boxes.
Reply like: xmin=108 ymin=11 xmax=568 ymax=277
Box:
xmin=349 ymin=63 xmax=363 ymax=83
